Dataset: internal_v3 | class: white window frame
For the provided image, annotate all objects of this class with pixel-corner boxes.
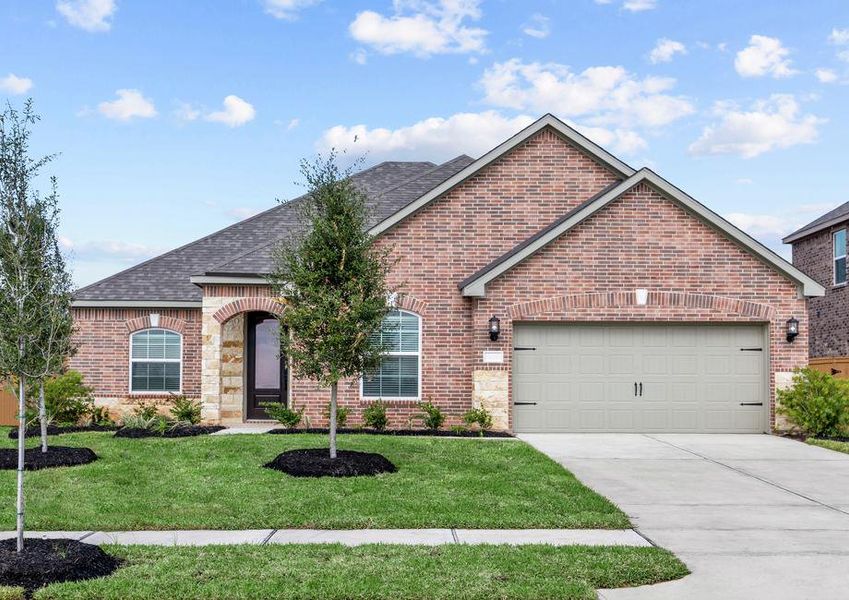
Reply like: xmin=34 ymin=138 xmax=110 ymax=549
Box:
xmin=835 ymin=229 xmax=847 ymax=286
xmin=360 ymin=309 xmax=422 ymax=401
xmin=129 ymin=328 xmax=183 ymax=394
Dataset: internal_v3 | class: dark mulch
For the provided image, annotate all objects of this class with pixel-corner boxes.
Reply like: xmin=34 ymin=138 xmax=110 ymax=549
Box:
xmin=264 ymin=448 xmax=398 ymax=478
xmin=9 ymin=424 xmax=117 ymax=439
xmin=268 ymin=427 xmax=513 ymax=438
xmin=0 ymin=446 xmax=97 ymax=471
xmin=114 ymin=425 xmax=225 ymax=439
xmin=778 ymin=432 xmax=849 ymax=443
xmin=0 ymin=538 xmax=120 ymax=594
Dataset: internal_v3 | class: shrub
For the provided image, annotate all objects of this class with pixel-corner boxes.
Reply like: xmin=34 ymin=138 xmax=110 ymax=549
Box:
xmin=0 ymin=586 xmax=25 ymax=600
xmin=122 ymin=412 xmax=165 ymax=431
xmin=419 ymin=401 xmax=445 ymax=430
xmin=323 ymin=403 xmax=349 ymax=427
xmin=133 ymin=401 xmax=159 ymax=421
xmin=450 ymin=424 xmax=468 ymax=434
xmin=262 ymin=403 xmax=303 ymax=429
xmin=363 ymin=401 xmax=388 ymax=431
xmin=88 ymin=405 xmax=114 ymax=427
xmin=170 ymin=396 xmax=201 ymax=425
xmin=39 ymin=371 xmax=94 ymax=426
xmin=778 ymin=368 xmax=849 ymax=437
xmin=463 ymin=407 xmax=493 ymax=435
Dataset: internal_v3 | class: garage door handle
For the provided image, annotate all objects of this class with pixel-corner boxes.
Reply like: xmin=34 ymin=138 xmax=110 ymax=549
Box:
xmin=514 ymin=402 xmax=537 ymax=406
xmin=740 ymin=348 xmax=763 ymax=352
xmin=513 ymin=347 xmax=536 ymax=351
xmin=740 ymin=402 xmax=763 ymax=406
xmin=634 ymin=382 xmax=638 ymax=396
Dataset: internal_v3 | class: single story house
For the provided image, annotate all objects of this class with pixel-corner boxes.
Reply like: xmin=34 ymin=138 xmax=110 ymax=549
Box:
xmin=71 ymin=114 xmax=824 ymax=433
xmin=784 ymin=203 xmax=849 ymax=360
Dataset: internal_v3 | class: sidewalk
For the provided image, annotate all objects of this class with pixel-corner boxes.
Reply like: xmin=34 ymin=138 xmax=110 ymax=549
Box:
xmin=0 ymin=528 xmax=651 ymax=547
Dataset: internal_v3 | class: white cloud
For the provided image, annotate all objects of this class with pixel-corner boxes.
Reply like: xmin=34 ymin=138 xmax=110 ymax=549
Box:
xmin=174 ymin=101 xmax=201 ymax=122
xmin=349 ymin=0 xmax=487 ymax=57
xmin=318 ymin=111 xmax=535 ymax=161
xmin=816 ymin=68 xmax=838 ymax=83
xmin=623 ymin=0 xmax=657 ymax=11
xmin=60 ymin=237 xmax=166 ymax=263
xmin=0 ymin=74 xmax=33 ymax=95
xmin=649 ymin=38 xmax=686 ymax=63
xmin=97 ymin=89 xmax=157 ymax=121
xmin=689 ymin=94 xmax=825 ymax=158
xmin=287 ymin=118 xmax=300 ymax=130
xmin=226 ymin=207 xmax=262 ymax=220
xmin=735 ymin=35 xmax=797 ymax=78
xmin=829 ymin=28 xmax=849 ymax=45
xmin=350 ymin=48 xmax=368 ymax=65
xmin=56 ymin=0 xmax=116 ymax=32
xmin=205 ymin=95 xmax=256 ymax=127
xmin=262 ymin=0 xmax=321 ymax=20
xmin=522 ymin=14 xmax=550 ymax=39
xmin=839 ymin=50 xmax=849 ymax=63
xmin=479 ymin=59 xmax=694 ymax=130
xmin=727 ymin=202 xmax=839 ymax=244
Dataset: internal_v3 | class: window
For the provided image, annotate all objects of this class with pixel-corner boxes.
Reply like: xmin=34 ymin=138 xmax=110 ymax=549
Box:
xmin=130 ymin=329 xmax=181 ymax=392
xmin=362 ymin=310 xmax=420 ymax=399
xmin=835 ymin=229 xmax=847 ymax=285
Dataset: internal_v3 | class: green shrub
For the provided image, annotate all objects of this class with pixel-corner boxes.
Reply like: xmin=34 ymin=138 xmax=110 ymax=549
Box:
xmin=778 ymin=368 xmax=849 ymax=437
xmin=133 ymin=401 xmax=159 ymax=421
xmin=462 ymin=407 xmax=493 ymax=435
xmin=323 ymin=403 xmax=349 ymax=427
xmin=262 ymin=403 xmax=303 ymax=429
xmin=0 ymin=586 xmax=25 ymax=600
xmin=40 ymin=371 xmax=94 ymax=426
xmin=122 ymin=412 xmax=164 ymax=431
xmin=419 ymin=401 xmax=445 ymax=430
xmin=88 ymin=405 xmax=114 ymax=427
xmin=450 ymin=424 xmax=468 ymax=434
xmin=363 ymin=401 xmax=388 ymax=431
xmin=170 ymin=396 xmax=201 ymax=425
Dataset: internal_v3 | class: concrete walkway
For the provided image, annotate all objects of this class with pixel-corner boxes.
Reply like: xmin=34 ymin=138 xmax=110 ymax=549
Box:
xmin=0 ymin=528 xmax=649 ymax=547
xmin=211 ymin=423 xmax=276 ymax=435
xmin=521 ymin=433 xmax=849 ymax=600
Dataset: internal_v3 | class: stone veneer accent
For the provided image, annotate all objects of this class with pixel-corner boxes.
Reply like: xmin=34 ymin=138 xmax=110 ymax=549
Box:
xmin=472 ymin=370 xmax=509 ymax=430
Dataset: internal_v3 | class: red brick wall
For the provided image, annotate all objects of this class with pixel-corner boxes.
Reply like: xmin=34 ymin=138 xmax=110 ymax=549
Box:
xmin=792 ymin=226 xmax=849 ymax=357
xmin=70 ymin=307 xmax=202 ymax=413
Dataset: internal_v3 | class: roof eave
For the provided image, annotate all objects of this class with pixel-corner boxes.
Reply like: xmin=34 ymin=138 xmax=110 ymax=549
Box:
xmin=71 ymin=300 xmax=203 ymax=308
xmin=782 ymin=215 xmax=849 ymax=244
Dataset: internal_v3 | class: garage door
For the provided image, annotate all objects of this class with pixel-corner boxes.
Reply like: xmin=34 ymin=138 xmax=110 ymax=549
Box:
xmin=513 ymin=323 xmax=766 ymax=433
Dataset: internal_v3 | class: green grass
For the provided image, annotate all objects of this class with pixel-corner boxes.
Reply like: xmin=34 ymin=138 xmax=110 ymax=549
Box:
xmin=806 ymin=438 xmax=849 ymax=454
xmin=0 ymin=431 xmax=629 ymax=530
xmin=26 ymin=544 xmax=687 ymax=600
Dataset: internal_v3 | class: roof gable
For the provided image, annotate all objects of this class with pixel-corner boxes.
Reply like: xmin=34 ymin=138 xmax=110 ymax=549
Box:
xmin=783 ymin=200 xmax=849 ymax=244
xmin=459 ymin=168 xmax=825 ymax=298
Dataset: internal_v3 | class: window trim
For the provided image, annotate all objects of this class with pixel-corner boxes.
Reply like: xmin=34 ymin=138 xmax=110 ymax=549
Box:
xmin=128 ymin=328 xmax=183 ymax=395
xmin=360 ymin=309 xmax=422 ymax=402
xmin=835 ymin=229 xmax=847 ymax=287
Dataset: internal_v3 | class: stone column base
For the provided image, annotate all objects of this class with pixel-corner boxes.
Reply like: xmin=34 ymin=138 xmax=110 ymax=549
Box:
xmin=472 ymin=370 xmax=509 ymax=431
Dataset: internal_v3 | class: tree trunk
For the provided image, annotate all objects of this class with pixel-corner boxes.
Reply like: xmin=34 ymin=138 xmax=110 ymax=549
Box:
xmin=16 ymin=375 xmax=26 ymax=552
xmin=39 ymin=380 xmax=47 ymax=453
xmin=329 ymin=382 xmax=337 ymax=459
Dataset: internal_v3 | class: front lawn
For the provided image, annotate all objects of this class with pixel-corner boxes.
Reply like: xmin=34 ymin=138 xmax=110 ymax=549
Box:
xmin=806 ymin=438 xmax=849 ymax=454
xmin=0 ymin=431 xmax=629 ymax=530
xmin=25 ymin=544 xmax=687 ymax=600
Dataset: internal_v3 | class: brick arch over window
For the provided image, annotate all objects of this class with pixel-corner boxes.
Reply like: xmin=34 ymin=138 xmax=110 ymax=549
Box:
xmin=509 ymin=291 xmax=775 ymax=320
xmin=213 ymin=297 xmax=285 ymax=324
xmin=126 ymin=315 xmax=188 ymax=334
xmin=395 ymin=293 xmax=428 ymax=316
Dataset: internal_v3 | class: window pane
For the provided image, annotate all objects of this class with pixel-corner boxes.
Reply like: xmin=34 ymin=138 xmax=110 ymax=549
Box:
xmin=254 ymin=318 xmax=281 ymax=389
xmin=837 ymin=257 xmax=847 ymax=284
xmin=835 ymin=230 xmax=847 ymax=258
xmin=131 ymin=360 xmax=181 ymax=393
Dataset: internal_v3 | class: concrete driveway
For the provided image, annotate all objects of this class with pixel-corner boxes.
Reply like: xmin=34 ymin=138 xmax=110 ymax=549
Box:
xmin=520 ymin=433 xmax=849 ymax=600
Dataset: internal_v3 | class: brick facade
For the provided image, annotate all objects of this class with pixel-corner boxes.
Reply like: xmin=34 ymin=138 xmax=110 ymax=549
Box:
xmin=791 ymin=226 xmax=849 ymax=357
xmin=71 ymin=128 xmax=810 ymax=430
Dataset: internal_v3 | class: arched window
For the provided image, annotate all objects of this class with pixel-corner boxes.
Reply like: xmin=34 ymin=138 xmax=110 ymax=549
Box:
xmin=362 ymin=309 xmax=420 ymax=399
xmin=130 ymin=329 xmax=182 ymax=393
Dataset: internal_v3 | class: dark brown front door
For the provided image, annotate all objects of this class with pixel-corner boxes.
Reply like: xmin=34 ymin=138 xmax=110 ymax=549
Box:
xmin=246 ymin=312 xmax=286 ymax=420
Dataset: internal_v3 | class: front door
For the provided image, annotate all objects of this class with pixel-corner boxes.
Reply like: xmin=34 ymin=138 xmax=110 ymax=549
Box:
xmin=246 ymin=312 xmax=287 ymax=420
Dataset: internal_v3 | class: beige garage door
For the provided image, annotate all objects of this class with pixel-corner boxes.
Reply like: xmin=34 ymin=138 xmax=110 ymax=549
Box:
xmin=513 ymin=323 xmax=767 ymax=433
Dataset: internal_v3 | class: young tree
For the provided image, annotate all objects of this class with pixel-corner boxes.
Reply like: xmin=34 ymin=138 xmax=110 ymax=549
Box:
xmin=270 ymin=152 xmax=393 ymax=458
xmin=0 ymin=100 xmax=70 ymax=551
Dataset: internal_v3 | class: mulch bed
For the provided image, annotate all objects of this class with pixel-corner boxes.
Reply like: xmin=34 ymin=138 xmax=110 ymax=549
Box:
xmin=114 ymin=424 xmax=225 ymax=439
xmin=264 ymin=448 xmax=398 ymax=477
xmin=0 ymin=446 xmax=97 ymax=471
xmin=268 ymin=427 xmax=513 ymax=438
xmin=778 ymin=432 xmax=849 ymax=443
xmin=9 ymin=424 xmax=117 ymax=439
xmin=0 ymin=538 xmax=120 ymax=594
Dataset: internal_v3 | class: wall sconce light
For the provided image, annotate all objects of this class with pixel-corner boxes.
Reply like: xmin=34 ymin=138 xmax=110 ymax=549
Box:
xmin=489 ymin=315 xmax=501 ymax=342
xmin=149 ymin=313 xmax=160 ymax=327
xmin=786 ymin=317 xmax=799 ymax=342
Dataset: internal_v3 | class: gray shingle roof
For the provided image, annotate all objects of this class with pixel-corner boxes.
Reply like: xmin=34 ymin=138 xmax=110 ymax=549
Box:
xmin=74 ymin=157 xmax=474 ymax=303
xmin=783 ymin=200 xmax=849 ymax=244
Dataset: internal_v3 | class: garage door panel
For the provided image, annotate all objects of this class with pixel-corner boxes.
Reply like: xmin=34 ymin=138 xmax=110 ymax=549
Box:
xmin=513 ymin=323 xmax=766 ymax=433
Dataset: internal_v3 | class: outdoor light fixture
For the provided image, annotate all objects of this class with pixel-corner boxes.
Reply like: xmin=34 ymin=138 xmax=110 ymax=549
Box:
xmin=489 ymin=315 xmax=501 ymax=342
xmin=786 ymin=317 xmax=799 ymax=342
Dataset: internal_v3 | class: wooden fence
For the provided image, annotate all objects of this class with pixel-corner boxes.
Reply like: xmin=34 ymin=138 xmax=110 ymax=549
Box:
xmin=809 ymin=357 xmax=849 ymax=379
xmin=0 ymin=381 xmax=17 ymax=426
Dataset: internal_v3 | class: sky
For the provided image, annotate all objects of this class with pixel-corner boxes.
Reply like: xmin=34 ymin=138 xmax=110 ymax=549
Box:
xmin=2 ymin=0 xmax=848 ymax=287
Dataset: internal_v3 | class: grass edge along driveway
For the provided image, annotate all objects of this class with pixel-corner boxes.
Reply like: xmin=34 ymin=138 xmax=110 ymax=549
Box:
xmin=0 ymin=431 xmax=630 ymax=530
xmin=10 ymin=543 xmax=689 ymax=600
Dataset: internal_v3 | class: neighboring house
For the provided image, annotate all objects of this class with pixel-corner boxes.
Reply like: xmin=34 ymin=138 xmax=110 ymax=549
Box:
xmin=71 ymin=114 xmax=824 ymax=433
xmin=784 ymin=204 xmax=849 ymax=359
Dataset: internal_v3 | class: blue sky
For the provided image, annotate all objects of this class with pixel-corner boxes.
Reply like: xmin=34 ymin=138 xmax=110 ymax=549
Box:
xmin=2 ymin=0 xmax=848 ymax=287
